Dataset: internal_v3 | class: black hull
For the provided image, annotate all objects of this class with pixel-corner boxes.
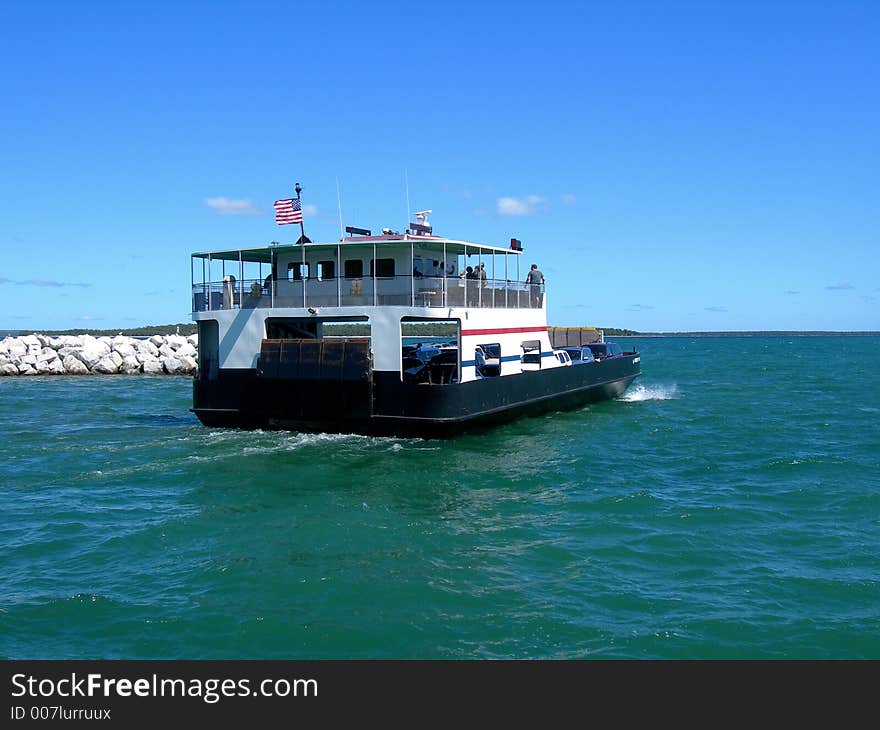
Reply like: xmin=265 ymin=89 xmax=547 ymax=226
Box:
xmin=192 ymin=354 xmax=641 ymax=438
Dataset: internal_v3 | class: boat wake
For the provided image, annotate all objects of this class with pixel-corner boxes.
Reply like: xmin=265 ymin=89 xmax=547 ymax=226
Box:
xmin=619 ymin=383 xmax=679 ymax=402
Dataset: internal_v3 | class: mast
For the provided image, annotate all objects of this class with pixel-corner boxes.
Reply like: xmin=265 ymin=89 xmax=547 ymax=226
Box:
xmin=295 ymin=182 xmax=307 ymax=243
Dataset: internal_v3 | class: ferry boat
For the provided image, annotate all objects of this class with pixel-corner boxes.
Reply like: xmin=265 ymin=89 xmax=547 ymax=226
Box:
xmin=189 ymin=214 xmax=641 ymax=437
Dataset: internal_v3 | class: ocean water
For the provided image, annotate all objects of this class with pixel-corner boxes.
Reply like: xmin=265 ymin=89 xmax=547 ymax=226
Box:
xmin=1 ymin=336 xmax=878 ymax=659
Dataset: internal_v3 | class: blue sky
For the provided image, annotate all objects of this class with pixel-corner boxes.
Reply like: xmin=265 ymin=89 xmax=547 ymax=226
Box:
xmin=1 ymin=0 xmax=878 ymax=332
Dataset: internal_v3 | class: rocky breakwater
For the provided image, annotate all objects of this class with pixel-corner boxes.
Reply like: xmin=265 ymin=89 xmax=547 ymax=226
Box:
xmin=0 ymin=333 xmax=199 ymax=376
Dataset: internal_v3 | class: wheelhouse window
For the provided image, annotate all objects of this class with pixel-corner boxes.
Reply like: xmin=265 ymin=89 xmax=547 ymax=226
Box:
xmin=288 ymin=262 xmax=309 ymax=281
xmin=370 ymin=258 xmax=395 ymax=278
xmin=316 ymin=260 xmax=335 ymax=280
xmin=344 ymin=259 xmax=363 ymax=278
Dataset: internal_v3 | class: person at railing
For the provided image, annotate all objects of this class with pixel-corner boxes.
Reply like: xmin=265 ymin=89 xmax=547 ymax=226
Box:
xmin=464 ymin=266 xmax=477 ymax=306
xmin=476 ymin=262 xmax=488 ymax=306
xmin=526 ymin=264 xmax=545 ymax=308
xmin=222 ymin=275 xmax=236 ymax=309
xmin=245 ymin=282 xmax=262 ymax=307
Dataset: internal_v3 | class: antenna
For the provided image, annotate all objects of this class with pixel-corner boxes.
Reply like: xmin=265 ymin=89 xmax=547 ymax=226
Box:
xmin=335 ymin=177 xmax=344 ymax=240
xmin=405 ymin=169 xmax=411 ymax=233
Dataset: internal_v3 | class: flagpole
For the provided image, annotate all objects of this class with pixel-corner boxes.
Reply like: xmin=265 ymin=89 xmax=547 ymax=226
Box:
xmin=295 ymin=182 xmax=306 ymax=243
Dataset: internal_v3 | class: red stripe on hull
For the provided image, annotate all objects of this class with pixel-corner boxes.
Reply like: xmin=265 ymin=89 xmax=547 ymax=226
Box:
xmin=460 ymin=326 xmax=547 ymax=336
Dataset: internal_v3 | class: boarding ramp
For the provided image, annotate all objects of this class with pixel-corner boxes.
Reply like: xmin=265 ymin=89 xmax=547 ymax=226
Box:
xmin=257 ymin=338 xmax=373 ymax=420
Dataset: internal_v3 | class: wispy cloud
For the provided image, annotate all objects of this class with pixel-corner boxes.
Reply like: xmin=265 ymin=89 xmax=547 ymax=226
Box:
xmin=496 ymin=195 xmax=546 ymax=216
xmin=562 ymin=194 xmax=576 ymax=206
xmin=204 ymin=197 xmax=262 ymax=215
xmin=825 ymin=282 xmax=855 ymax=291
xmin=1 ymin=278 xmax=91 ymax=287
xmin=627 ymin=303 xmax=654 ymax=311
xmin=705 ymin=305 xmax=728 ymax=312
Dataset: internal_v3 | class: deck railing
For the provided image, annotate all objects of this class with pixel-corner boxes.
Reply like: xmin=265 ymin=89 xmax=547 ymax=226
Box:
xmin=192 ymin=275 xmax=545 ymax=312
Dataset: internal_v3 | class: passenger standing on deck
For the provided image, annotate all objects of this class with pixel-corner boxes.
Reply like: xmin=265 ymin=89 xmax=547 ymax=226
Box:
xmin=476 ymin=262 xmax=488 ymax=306
xmin=526 ymin=264 xmax=544 ymax=307
xmin=464 ymin=266 xmax=477 ymax=306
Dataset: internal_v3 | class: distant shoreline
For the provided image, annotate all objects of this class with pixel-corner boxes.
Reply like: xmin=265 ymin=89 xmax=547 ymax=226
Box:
xmin=1 ymin=327 xmax=878 ymax=339
xmin=615 ymin=331 xmax=880 ymax=337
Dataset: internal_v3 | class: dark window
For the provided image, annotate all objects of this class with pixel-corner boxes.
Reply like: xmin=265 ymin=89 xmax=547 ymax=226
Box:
xmin=316 ymin=260 xmax=335 ymax=280
xmin=344 ymin=259 xmax=363 ymax=278
xmin=288 ymin=262 xmax=309 ymax=281
xmin=370 ymin=258 xmax=395 ymax=278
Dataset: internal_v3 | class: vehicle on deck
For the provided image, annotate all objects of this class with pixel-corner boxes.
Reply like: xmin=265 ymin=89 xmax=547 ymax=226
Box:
xmin=586 ymin=342 xmax=624 ymax=361
xmin=558 ymin=346 xmax=595 ymax=365
xmin=553 ymin=350 xmax=572 ymax=366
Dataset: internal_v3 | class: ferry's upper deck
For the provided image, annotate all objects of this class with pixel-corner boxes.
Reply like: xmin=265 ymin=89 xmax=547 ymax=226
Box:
xmin=190 ymin=231 xmax=544 ymax=312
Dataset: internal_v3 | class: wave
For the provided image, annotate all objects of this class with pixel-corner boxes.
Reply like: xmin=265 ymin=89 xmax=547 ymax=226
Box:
xmin=619 ymin=383 xmax=679 ymax=402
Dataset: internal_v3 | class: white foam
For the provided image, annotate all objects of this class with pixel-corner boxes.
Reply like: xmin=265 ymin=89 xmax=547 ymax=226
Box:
xmin=618 ymin=383 xmax=679 ymax=402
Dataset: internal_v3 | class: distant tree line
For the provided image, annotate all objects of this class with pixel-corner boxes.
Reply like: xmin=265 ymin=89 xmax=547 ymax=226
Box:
xmin=25 ymin=323 xmax=198 ymax=337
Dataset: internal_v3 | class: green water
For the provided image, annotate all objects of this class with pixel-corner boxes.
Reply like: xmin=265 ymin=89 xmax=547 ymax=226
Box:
xmin=1 ymin=336 xmax=879 ymax=658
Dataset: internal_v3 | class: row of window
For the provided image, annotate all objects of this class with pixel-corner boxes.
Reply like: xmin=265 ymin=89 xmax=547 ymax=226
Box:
xmin=287 ymin=258 xmax=396 ymax=281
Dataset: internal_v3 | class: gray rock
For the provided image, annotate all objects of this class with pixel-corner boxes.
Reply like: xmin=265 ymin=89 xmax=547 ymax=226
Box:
xmin=175 ymin=342 xmax=197 ymax=359
xmin=113 ymin=342 xmax=137 ymax=358
xmin=63 ymin=355 xmax=89 ymax=374
xmin=5 ymin=339 xmax=27 ymax=357
xmin=142 ymin=359 xmax=164 ymax=374
xmin=1 ymin=363 xmax=19 ymax=376
xmin=78 ymin=343 xmax=110 ymax=368
xmin=121 ymin=355 xmax=142 ymax=374
xmin=136 ymin=340 xmax=159 ymax=357
xmin=36 ymin=358 xmax=65 ymax=374
xmin=178 ymin=355 xmax=198 ymax=374
xmin=163 ymin=356 xmax=184 ymax=374
xmin=93 ymin=356 xmax=120 ymax=374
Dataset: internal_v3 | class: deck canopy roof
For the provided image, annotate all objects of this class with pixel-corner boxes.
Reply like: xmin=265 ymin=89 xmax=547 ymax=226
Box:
xmin=192 ymin=235 xmax=523 ymax=263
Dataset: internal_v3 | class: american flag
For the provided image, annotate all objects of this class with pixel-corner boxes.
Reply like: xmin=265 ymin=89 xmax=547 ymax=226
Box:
xmin=274 ymin=198 xmax=303 ymax=225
